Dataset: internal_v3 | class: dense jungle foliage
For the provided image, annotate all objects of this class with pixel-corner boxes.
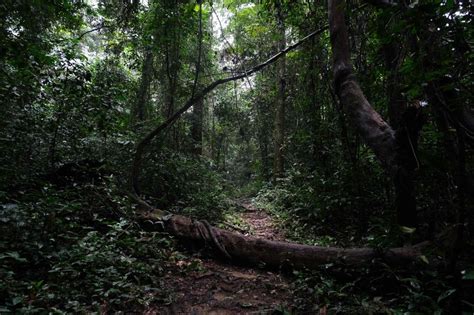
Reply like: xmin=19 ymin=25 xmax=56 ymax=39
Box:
xmin=1 ymin=0 xmax=473 ymax=313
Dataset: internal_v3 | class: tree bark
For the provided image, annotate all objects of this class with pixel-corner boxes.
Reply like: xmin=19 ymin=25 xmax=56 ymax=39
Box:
xmin=383 ymin=42 xmax=405 ymax=130
xmin=191 ymin=98 xmax=203 ymax=155
xmin=140 ymin=212 xmax=429 ymax=268
xmin=189 ymin=2 xmax=204 ymax=156
xmin=329 ymin=0 xmax=397 ymax=171
xmin=257 ymin=100 xmax=271 ymax=181
xmin=328 ymin=0 xmax=422 ymax=227
xmin=273 ymin=1 xmax=286 ymax=179
xmin=132 ymin=48 xmax=153 ymax=125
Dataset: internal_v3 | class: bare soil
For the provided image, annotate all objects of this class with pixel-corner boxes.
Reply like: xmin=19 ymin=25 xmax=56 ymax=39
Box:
xmin=148 ymin=199 xmax=297 ymax=314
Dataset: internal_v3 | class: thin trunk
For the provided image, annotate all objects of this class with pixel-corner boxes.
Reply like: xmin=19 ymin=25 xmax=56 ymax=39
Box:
xmin=273 ymin=2 xmax=286 ymax=179
xmin=382 ymin=37 xmax=422 ymax=228
xmin=328 ymin=80 xmax=357 ymax=168
xmin=383 ymin=42 xmax=405 ymax=129
xmin=426 ymin=81 xmax=471 ymax=266
xmin=132 ymin=48 xmax=153 ymax=125
xmin=256 ymin=99 xmax=271 ymax=180
xmin=191 ymin=98 xmax=203 ymax=155
xmin=190 ymin=3 xmax=203 ymax=156
xmin=164 ymin=37 xmax=179 ymax=119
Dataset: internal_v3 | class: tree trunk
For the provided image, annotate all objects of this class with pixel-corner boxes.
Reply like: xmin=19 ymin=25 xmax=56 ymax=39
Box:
xmin=383 ymin=42 xmax=405 ymax=130
xmin=273 ymin=2 xmax=286 ymax=179
xmin=132 ymin=48 xmax=153 ymax=125
xmin=329 ymin=0 xmax=397 ymax=171
xmin=329 ymin=0 xmax=423 ymax=227
xmin=140 ymin=213 xmax=428 ymax=268
xmin=256 ymin=99 xmax=271 ymax=181
xmin=191 ymin=98 xmax=203 ymax=155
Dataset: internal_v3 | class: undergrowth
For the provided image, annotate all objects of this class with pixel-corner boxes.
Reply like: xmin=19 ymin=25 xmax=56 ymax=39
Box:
xmin=254 ymin=163 xmax=389 ymax=247
xmin=0 ymin=149 xmax=233 ymax=312
xmin=141 ymin=149 xmax=230 ymax=223
xmin=253 ymin=167 xmax=474 ymax=314
xmin=0 ymin=179 xmax=176 ymax=313
xmin=289 ymin=262 xmax=467 ymax=314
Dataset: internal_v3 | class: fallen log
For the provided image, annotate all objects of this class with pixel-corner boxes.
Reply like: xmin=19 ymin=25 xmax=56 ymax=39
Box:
xmin=141 ymin=212 xmax=430 ymax=269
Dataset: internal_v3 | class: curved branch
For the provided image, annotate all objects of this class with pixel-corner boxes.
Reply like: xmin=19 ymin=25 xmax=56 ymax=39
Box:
xmin=130 ymin=25 xmax=329 ymax=194
xmin=56 ymin=24 xmax=107 ymax=43
xmin=328 ymin=0 xmax=397 ymax=173
xmin=76 ymin=25 xmax=105 ymax=40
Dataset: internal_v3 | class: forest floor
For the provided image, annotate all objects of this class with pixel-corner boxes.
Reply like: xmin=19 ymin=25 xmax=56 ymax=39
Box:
xmin=151 ymin=199 xmax=298 ymax=314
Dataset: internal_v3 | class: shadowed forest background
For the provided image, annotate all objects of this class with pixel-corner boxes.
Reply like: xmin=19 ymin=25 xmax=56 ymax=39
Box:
xmin=0 ymin=0 xmax=473 ymax=313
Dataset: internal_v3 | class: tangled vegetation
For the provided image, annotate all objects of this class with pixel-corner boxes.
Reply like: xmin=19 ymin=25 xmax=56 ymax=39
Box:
xmin=1 ymin=0 xmax=473 ymax=313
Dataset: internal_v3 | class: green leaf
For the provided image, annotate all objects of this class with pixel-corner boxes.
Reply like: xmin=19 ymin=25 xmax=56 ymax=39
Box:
xmin=437 ymin=289 xmax=456 ymax=303
xmin=11 ymin=297 xmax=23 ymax=306
xmin=400 ymin=226 xmax=416 ymax=234
xmin=462 ymin=270 xmax=474 ymax=280
xmin=445 ymin=0 xmax=454 ymax=10
xmin=419 ymin=255 xmax=429 ymax=264
xmin=0 ymin=252 xmax=28 ymax=263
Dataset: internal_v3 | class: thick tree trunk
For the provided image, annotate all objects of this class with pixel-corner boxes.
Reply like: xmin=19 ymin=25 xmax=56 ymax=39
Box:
xmin=329 ymin=0 xmax=397 ymax=171
xmin=329 ymin=0 xmax=423 ymax=227
xmin=273 ymin=2 xmax=286 ymax=179
xmin=426 ymin=80 xmax=473 ymax=246
xmin=382 ymin=37 xmax=422 ymax=227
xmin=141 ymin=213 xmax=428 ymax=268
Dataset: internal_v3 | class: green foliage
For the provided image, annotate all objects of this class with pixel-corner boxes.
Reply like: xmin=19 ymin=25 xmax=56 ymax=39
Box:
xmin=0 ymin=0 xmax=473 ymax=312
xmin=0 ymin=181 xmax=174 ymax=313
xmin=290 ymin=263 xmax=465 ymax=314
xmin=255 ymin=158 xmax=388 ymax=245
xmin=142 ymin=149 xmax=229 ymax=223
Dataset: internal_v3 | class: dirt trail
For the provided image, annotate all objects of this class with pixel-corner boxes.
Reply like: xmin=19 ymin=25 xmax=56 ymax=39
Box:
xmin=238 ymin=199 xmax=286 ymax=242
xmin=154 ymin=199 xmax=295 ymax=314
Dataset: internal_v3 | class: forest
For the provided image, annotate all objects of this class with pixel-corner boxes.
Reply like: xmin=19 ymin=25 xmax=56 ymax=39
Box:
xmin=0 ymin=0 xmax=473 ymax=313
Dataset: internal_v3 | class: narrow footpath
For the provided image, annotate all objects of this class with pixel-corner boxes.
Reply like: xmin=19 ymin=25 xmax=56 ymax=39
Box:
xmin=154 ymin=199 xmax=296 ymax=314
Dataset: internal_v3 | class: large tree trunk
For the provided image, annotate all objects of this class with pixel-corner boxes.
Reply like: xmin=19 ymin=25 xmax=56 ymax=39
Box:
xmin=273 ymin=1 xmax=286 ymax=179
xmin=140 ymin=212 xmax=428 ymax=268
xmin=329 ymin=0 xmax=397 ymax=171
xmin=329 ymin=0 xmax=423 ymax=227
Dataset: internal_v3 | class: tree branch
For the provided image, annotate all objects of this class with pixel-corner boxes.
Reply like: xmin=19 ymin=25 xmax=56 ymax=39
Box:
xmin=130 ymin=25 xmax=328 ymax=194
xmin=76 ymin=25 xmax=105 ymax=40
